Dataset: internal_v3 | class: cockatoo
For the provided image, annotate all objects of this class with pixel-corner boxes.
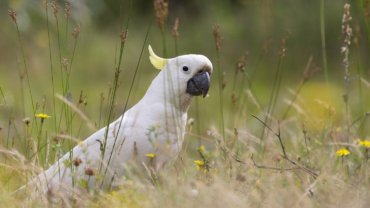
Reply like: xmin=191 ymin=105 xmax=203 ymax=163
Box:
xmin=20 ymin=45 xmax=213 ymax=198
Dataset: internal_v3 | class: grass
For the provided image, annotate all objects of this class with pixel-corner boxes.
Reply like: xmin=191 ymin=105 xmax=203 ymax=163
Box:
xmin=1 ymin=1 xmax=370 ymax=207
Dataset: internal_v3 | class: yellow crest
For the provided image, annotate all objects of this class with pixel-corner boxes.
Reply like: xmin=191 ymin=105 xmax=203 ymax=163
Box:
xmin=148 ymin=45 xmax=168 ymax=70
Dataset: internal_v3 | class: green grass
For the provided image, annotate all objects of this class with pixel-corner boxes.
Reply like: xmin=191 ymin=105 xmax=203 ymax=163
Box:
xmin=1 ymin=1 xmax=370 ymax=207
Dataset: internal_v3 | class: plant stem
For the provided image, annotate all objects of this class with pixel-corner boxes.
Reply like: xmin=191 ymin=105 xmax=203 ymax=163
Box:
xmin=104 ymin=25 xmax=151 ymax=187
xmin=45 ymin=1 xmax=58 ymax=133
xmin=100 ymin=0 xmax=132 ymax=182
xmin=320 ymin=0 xmax=329 ymax=83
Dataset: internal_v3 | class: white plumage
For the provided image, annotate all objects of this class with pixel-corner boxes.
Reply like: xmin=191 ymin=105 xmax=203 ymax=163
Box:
xmin=22 ymin=45 xmax=213 ymax=198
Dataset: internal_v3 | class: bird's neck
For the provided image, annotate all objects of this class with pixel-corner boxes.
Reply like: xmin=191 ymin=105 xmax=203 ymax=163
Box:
xmin=143 ymin=71 xmax=193 ymax=113
xmin=135 ymin=72 xmax=190 ymax=146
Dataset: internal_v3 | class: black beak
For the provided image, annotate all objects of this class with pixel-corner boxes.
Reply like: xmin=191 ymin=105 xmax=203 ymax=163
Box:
xmin=186 ymin=71 xmax=210 ymax=97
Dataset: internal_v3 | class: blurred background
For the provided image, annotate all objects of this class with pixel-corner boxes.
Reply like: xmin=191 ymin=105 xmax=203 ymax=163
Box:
xmin=1 ymin=0 xmax=370 ymax=151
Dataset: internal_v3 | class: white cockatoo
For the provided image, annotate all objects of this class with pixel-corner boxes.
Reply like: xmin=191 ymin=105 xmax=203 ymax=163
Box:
xmin=21 ymin=45 xmax=213 ymax=198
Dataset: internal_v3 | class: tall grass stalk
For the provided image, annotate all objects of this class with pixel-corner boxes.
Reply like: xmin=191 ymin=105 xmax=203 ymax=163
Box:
xmin=100 ymin=29 xmax=127 ymax=176
xmin=52 ymin=2 xmax=66 ymax=95
xmin=248 ymin=38 xmax=272 ymax=84
xmin=23 ymin=119 xmax=31 ymax=160
xmin=354 ymin=25 xmax=364 ymax=126
xmin=43 ymin=1 xmax=64 ymax=185
xmin=4 ymin=119 xmax=12 ymax=165
xmin=6 ymin=120 xmax=11 ymax=150
xmin=8 ymin=10 xmax=37 ymax=120
xmin=281 ymin=56 xmax=314 ymax=119
xmin=52 ymin=3 xmax=74 ymax=163
xmin=44 ymin=1 xmax=58 ymax=132
xmin=170 ymin=18 xmax=190 ymax=150
xmin=259 ymin=37 xmax=287 ymax=154
xmin=213 ymin=25 xmax=225 ymax=142
xmin=50 ymin=1 xmax=77 ymax=187
xmin=100 ymin=27 xmax=128 ymax=176
xmin=342 ymin=3 xmax=352 ymax=143
xmin=100 ymin=0 xmax=132 ymax=182
xmin=36 ymin=119 xmax=45 ymax=166
xmin=19 ymin=73 xmax=26 ymax=119
xmin=59 ymin=28 xmax=81 ymax=175
xmin=153 ymin=0 xmax=169 ymax=147
xmin=260 ymin=44 xmax=286 ymax=130
xmin=153 ymin=0 xmax=169 ymax=56
xmin=64 ymin=2 xmax=71 ymax=45
xmin=358 ymin=0 xmax=370 ymax=44
xmin=104 ymin=25 xmax=152 ymax=188
xmin=194 ymin=98 xmax=202 ymax=146
xmin=161 ymin=30 xmax=167 ymax=57
xmin=0 ymin=86 xmax=6 ymax=106
xmin=231 ymin=54 xmax=245 ymax=126
xmin=236 ymin=45 xmax=266 ymax=126
xmin=320 ymin=0 xmax=329 ymax=83
xmin=65 ymin=25 xmax=80 ymax=98
xmin=172 ymin=18 xmax=179 ymax=56
xmin=9 ymin=8 xmax=40 ymax=162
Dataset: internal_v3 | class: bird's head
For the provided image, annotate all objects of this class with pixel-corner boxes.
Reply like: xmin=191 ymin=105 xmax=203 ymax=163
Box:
xmin=148 ymin=45 xmax=213 ymax=98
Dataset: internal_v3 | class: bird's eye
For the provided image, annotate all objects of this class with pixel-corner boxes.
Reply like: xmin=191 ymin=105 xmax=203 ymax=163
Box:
xmin=182 ymin=66 xmax=189 ymax=72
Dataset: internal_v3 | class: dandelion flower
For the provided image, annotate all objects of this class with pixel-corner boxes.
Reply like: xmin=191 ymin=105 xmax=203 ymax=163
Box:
xmin=336 ymin=148 xmax=350 ymax=157
xmin=145 ymin=153 xmax=156 ymax=159
xmin=35 ymin=113 xmax=51 ymax=119
xmin=358 ymin=140 xmax=370 ymax=148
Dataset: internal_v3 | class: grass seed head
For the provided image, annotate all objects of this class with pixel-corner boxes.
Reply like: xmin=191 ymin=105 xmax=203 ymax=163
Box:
xmin=85 ymin=167 xmax=95 ymax=176
xmin=8 ymin=9 xmax=17 ymax=22
xmin=62 ymin=58 xmax=69 ymax=70
xmin=236 ymin=54 xmax=247 ymax=74
xmin=213 ymin=25 xmax=223 ymax=51
xmin=341 ymin=3 xmax=352 ymax=77
xmin=153 ymin=0 xmax=169 ymax=31
xmin=65 ymin=1 xmax=71 ymax=18
xmin=120 ymin=29 xmax=128 ymax=44
xmin=171 ymin=17 xmax=180 ymax=38
xmin=72 ymin=24 xmax=80 ymax=39
xmin=279 ymin=33 xmax=290 ymax=58
xmin=51 ymin=0 xmax=59 ymax=16
xmin=23 ymin=117 xmax=31 ymax=126
xmin=73 ymin=157 xmax=83 ymax=167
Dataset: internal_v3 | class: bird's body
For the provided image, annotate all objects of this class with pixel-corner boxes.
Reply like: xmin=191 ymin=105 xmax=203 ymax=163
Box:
xmin=22 ymin=46 xmax=213 ymax=198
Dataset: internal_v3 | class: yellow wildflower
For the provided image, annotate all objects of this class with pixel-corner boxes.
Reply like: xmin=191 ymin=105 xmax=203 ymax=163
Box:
xmin=35 ymin=113 xmax=51 ymax=119
xmin=336 ymin=148 xmax=350 ymax=157
xmin=198 ymin=145 xmax=206 ymax=153
xmin=194 ymin=160 xmax=204 ymax=165
xmin=194 ymin=160 xmax=205 ymax=171
xmin=358 ymin=140 xmax=370 ymax=148
xmin=145 ymin=153 xmax=156 ymax=159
